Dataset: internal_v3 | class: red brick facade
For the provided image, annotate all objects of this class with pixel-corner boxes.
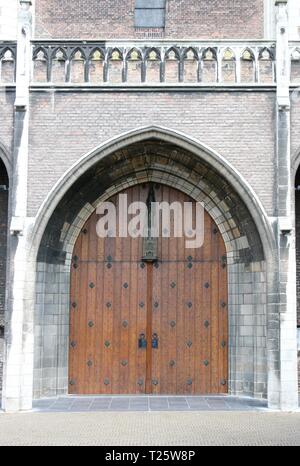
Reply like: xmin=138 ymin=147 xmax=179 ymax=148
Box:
xmin=35 ymin=0 xmax=264 ymax=39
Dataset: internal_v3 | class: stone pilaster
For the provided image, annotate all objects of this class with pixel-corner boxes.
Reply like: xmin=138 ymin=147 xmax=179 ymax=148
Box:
xmin=1 ymin=1 xmax=34 ymax=412
xmin=271 ymin=0 xmax=299 ymax=410
xmin=265 ymin=0 xmax=276 ymax=39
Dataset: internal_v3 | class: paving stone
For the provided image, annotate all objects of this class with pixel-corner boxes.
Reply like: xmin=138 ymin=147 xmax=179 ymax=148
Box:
xmin=31 ymin=395 xmax=284 ymax=413
xmin=90 ymin=401 xmax=111 ymax=407
xmin=1 ymin=411 xmax=300 ymax=446
xmin=187 ymin=401 xmax=209 ymax=408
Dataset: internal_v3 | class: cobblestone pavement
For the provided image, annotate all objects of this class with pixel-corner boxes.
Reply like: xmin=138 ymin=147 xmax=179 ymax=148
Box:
xmin=0 ymin=411 xmax=299 ymax=446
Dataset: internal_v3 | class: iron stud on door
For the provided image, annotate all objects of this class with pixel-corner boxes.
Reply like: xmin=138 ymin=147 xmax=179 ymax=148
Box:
xmin=72 ymin=256 xmax=79 ymax=269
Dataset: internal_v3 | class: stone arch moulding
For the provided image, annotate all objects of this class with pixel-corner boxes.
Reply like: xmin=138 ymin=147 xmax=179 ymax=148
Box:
xmin=291 ymin=147 xmax=300 ymax=179
xmin=31 ymin=126 xmax=275 ymax=259
xmin=0 ymin=141 xmax=10 ymax=347
xmin=0 ymin=142 xmax=12 ymax=180
xmin=28 ymin=126 xmax=277 ymax=401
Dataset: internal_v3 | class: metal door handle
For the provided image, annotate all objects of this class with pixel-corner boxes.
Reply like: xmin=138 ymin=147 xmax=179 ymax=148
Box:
xmin=138 ymin=333 xmax=147 ymax=349
xmin=152 ymin=333 xmax=159 ymax=349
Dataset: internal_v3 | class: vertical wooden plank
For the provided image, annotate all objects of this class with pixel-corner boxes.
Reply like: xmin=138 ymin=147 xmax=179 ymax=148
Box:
xmin=151 ymin=184 xmax=162 ymax=394
xmin=150 ymin=182 xmax=162 ymax=391
xmin=86 ymin=214 xmax=97 ymax=393
xmin=136 ymin=185 xmax=148 ymax=394
xmin=145 ymin=262 xmax=153 ymax=394
xmin=69 ymin=231 xmax=82 ymax=394
xmin=111 ymin=247 xmax=122 ymax=394
xmin=136 ymin=260 xmax=147 ymax=394
xmin=77 ymin=262 xmax=88 ymax=393
xmin=219 ymin=228 xmax=229 ymax=393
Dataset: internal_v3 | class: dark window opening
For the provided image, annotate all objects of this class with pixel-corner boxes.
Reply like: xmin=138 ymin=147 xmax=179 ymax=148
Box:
xmin=135 ymin=0 xmax=166 ymax=29
xmin=0 ymin=159 xmax=8 ymax=189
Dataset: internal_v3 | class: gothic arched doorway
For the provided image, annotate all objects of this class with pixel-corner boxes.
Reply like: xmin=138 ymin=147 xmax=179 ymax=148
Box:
xmin=34 ymin=134 xmax=268 ymax=401
xmin=69 ymin=183 xmax=228 ymax=395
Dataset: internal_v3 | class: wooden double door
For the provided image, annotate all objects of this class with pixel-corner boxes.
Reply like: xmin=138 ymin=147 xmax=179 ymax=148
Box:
xmin=69 ymin=184 xmax=228 ymax=395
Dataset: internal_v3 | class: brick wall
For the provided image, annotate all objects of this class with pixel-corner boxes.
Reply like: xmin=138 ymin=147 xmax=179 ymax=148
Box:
xmin=0 ymin=92 xmax=15 ymax=155
xmin=0 ymin=0 xmax=17 ymax=40
xmin=28 ymin=91 xmax=276 ymax=217
xmin=34 ymin=0 xmax=264 ymax=40
xmin=289 ymin=0 xmax=300 ymax=40
xmin=291 ymin=104 xmax=300 ymax=162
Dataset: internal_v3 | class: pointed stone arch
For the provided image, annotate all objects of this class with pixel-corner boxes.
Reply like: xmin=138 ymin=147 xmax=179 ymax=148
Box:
xmin=0 ymin=142 xmax=11 ymax=180
xmin=27 ymin=126 xmax=276 ymax=401
xmin=31 ymin=126 xmax=275 ymax=258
